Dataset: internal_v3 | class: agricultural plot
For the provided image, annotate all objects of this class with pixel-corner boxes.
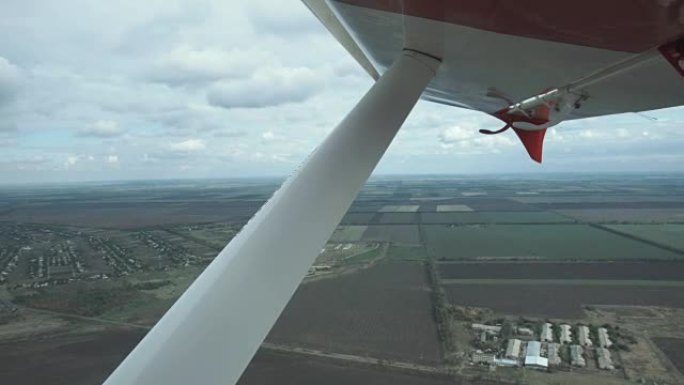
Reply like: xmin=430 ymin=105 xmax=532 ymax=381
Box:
xmin=436 ymin=204 xmax=473 ymax=212
xmin=267 ymin=261 xmax=441 ymax=364
xmin=653 ymin=338 xmax=684 ymax=375
xmin=422 ymin=224 xmax=682 ymax=260
xmin=0 ymin=329 xmax=146 ymax=385
xmin=379 ymin=205 xmax=420 ymax=213
xmin=455 ymin=198 xmax=537 ymax=211
xmin=239 ymin=350 xmax=454 ymax=385
xmin=419 ymin=211 xmax=572 ymax=225
xmin=361 ymin=225 xmax=420 ymax=244
xmin=374 ymin=213 xmax=419 ymax=224
xmin=605 ymin=224 xmax=684 ymax=251
xmin=437 ymin=261 xmax=684 ymax=281
xmin=328 ymin=226 xmax=367 ymax=243
xmin=554 ymin=208 xmax=684 ymax=223
xmin=386 ymin=245 xmax=426 ymax=262
xmin=0 ymin=201 xmax=262 ymax=229
xmin=442 ymin=283 xmax=684 ymax=319
xmin=340 ymin=212 xmax=376 ymax=225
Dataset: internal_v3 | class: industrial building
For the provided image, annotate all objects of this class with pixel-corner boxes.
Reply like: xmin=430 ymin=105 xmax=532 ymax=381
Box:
xmin=560 ymin=324 xmax=573 ymax=344
xmin=596 ymin=347 xmax=615 ymax=370
xmin=598 ymin=328 xmax=613 ymax=348
xmin=546 ymin=342 xmax=562 ymax=366
xmin=524 ymin=341 xmax=548 ymax=370
xmin=540 ymin=323 xmax=553 ymax=342
xmin=578 ymin=325 xmax=592 ymax=346
xmin=570 ymin=345 xmax=586 ymax=367
xmin=506 ymin=339 xmax=522 ymax=359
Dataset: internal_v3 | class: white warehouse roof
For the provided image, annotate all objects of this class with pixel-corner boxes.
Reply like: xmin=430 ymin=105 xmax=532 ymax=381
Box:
xmin=525 ymin=356 xmax=549 ymax=368
xmin=526 ymin=341 xmax=541 ymax=357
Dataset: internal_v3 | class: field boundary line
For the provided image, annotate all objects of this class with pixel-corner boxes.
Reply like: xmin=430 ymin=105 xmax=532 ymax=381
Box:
xmin=589 ymin=223 xmax=684 ymax=257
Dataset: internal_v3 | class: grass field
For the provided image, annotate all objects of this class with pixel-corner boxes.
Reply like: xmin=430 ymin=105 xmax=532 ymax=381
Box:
xmin=442 ymin=283 xmax=684 ymax=319
xmin=267 ymin=261 xmax=441 ymax=364
xmin=423 ymin=224 xmax=682 ymax=260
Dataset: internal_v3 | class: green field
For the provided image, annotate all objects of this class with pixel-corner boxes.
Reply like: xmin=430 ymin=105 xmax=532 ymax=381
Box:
xmin=422 ymin=224 xmax=683 ymax=260
xmin=329 ymin=225 xmax=367 ymax=243
xmin=420 ymin=211 xmax=572 ymax=224
xmin=605 ymin=224 xmax=684 ymax=251
xmin=386 ymin=245 xmax=426 ymax=261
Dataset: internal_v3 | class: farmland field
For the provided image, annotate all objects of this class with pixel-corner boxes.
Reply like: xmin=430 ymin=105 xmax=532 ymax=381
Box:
xmin=0 ymin=201 xmax=263 ymax=228
xmin=437 ymin=261 xmax=684 ymax=280
xmin=605 ymin=224 xmax=684 ymax=251
xmin=3 ymin=175 xmax=684 ymax=384
xmin=419 ymin=211 xmax=572 ymax=225
xmin=653 ymin=338 xmax=684 ymax=375
xmin=340 ymin=212 xmax=376 ymax=225
xmin=239 ymin=350 xmax=454 ymax=385
xmin=267 ymin=261 xmax=441 ymax=364
xmin=443 ymin=283 xmax=684 ymax=318
xmin=554 ymin=208 xmax=684 ymax=223
xmin=387 ymin=245 xmax=427 ymax=261
xmin=329 ymin=225 xmax=368 ymax=243
xmin=0 ymin=329 xmax=145 ymax=385
xmin=423 ymin=224 xmax=682 ymax=260
xmin=375 ymin=213 xmax=419 ymax=224
xmin=361 ymin=225 xmax=421 ymax=244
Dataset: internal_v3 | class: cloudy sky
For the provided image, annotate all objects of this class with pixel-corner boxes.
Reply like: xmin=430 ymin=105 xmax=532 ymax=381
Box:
xmin=1 ymin=0 xmax=683 ymax=185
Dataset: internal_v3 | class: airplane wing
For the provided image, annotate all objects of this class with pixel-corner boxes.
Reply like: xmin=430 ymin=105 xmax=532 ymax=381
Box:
xmin=306 ymin=0 xmax=684 ymax=161
xmin=103 ymin=2 xmax=684 ymax=385
xmin=311 ymin=0 xmax=684 ymax=117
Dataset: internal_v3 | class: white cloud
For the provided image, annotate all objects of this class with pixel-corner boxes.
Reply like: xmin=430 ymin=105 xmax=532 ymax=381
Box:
xmin=169 ymin=138 xmax=205 ymax=152
xmin=0 ymin=0 xmax=683 ymax=184
xmin=438 ymin=125 xmax=477 ymax=144
xmin=79 ymin=120 xmax=125 ymax=138
xmin=64 ymin=155 xmax=81 ymax=168
xmin=207 ymin=66 xmax=324 ymax=108
xmin=106 ymin=154 xmax=119 ymax=163
xmin=146 ymin=46 xmax=271 ymax=86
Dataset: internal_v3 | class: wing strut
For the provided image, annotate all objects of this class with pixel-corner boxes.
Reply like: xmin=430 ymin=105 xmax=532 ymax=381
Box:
xmin=103 ymin=50 xmax=440 ymax=385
